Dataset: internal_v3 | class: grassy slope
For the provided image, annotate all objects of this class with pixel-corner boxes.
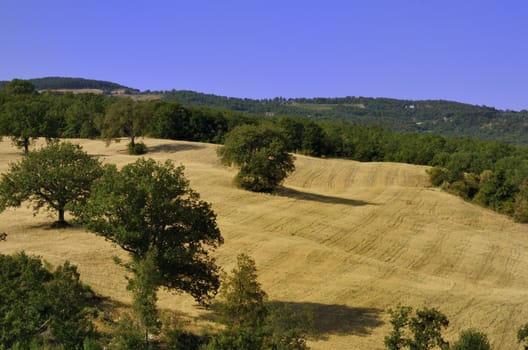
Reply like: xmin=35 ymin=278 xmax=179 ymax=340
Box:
xmin=0 ymin=138 xmax=527 ymax=349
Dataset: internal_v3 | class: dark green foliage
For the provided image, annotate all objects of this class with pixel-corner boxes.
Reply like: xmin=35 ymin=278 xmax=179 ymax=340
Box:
xmin=204 ymin=329 xmax=264 ymax=350
xmin=163 ymin=327 xmax=204 ymax=350
xmin=450 ymin=329 xmax=491 ymax=350
xmin=218 ymin=125 xmax=295 ymax=192
xmin=0 ymin=94 xmax=55 ymax=154
xmin=384 ymin=305 xmax=449 ymax=350
xmin=163 ymin=90 xmax=528 ymax=145
xmin=216 ymin=254 xmax=268 ymax=331
xmin=264 ymin=304 xmax=314 ymax=350
xmin=80 ymin=158 xmax=223 ymax=304
xmin=99 ymin=98 xmax=152 ymax=152
xmin=0 ymin=252 xmax=93 ymax=349
xmin=128 ymin=248 xmax=161 ymax=347
xmin=519 ymin=323 xmax=528 ymax=349
xmin=426 ymin=167 xmax=450 ymax=187
xmin=210 ymin=254 xmax=313 ymax=350
xmin=4 ymin=79 xmax=37 ymax=95
xmin=107 ymin=314 xmax=146 ymax=350
xmin=0 ymin=142 xmax=103 ymax=225
xmin=474 ymin=169 xmax=517 ymax=214
xmin=128 ymin=141 xmax=147 ymax=155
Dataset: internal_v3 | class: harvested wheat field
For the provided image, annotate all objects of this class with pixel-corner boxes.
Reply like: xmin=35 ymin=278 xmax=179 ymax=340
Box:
xmin=1 ymin=137 xmax=527 ymax=349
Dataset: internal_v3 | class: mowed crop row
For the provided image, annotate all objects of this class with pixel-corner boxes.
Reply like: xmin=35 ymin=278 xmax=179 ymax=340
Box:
xmin=0 ymin=138 xmax=527 ymax=349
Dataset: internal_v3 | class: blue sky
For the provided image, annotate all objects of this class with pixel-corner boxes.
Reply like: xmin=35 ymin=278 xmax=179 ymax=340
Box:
xmin=1 ymin=0 xmax=527 ymax=110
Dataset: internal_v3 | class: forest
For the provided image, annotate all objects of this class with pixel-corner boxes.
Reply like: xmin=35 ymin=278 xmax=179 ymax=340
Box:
xmin=163 ymin=90 xmax=528 ymax=145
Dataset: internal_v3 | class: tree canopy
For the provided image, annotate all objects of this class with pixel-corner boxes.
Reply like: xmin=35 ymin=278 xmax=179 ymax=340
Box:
xmin=98 ymin=98 xmax=151 ymax=152
xmin=384 ymin=305 xmax=449 ymax=350
xmin=79 ymin=158 xmax=223 ymax=303
xmin=0 ymin=142 xmax=103 ymax=225
xmin=218 ymin=124 xmax=295 ymax=192
xmin=0 ymin=252 xmax=93 ymax=349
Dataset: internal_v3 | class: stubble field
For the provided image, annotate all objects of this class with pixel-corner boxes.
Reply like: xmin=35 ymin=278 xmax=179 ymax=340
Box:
xmin=0 ymin=138 xmax=527 ymax=349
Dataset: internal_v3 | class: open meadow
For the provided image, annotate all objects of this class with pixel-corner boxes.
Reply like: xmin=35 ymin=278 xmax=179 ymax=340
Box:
xmin=0 ymin=138 xmax=527 ymax=349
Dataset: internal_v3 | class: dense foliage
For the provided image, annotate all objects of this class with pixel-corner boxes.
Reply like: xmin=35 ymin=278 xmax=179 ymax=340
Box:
xmin=0 ymin=142 xmax=104 ymax=225
xmin=218 ymin=125 xmax=295 ymax=192
xmin=0 ymin=252 xmax=93 ymax=349
xmin=163 ymin=90 xmax=528 ymax=145
xmin=209 ymin=254 xmax=314 ymax=350
xmin=79 ymin=158 xmax=223 ymax=304
xmin=384 ymin=305 xmax=449 ymax=350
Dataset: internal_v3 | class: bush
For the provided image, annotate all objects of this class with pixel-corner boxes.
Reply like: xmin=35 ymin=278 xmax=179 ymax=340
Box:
xmin=128 ymin=141 xmax=147 ymax=155
xmin=107 ymin=314 xmax=145 ymax=350
xmin=451 ymin=329 xmax=491 ymax=350
xmin=0 ymin=252 xmax=93 ymax=349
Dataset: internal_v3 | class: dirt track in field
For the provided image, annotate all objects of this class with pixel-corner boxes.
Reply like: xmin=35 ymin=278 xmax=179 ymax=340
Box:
xmin=1 ymin=138 xmax=527 ymax=349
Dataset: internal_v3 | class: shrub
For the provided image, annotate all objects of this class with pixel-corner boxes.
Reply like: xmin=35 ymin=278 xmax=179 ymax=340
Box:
xmin=128 ymin=141 xmax=147 ymax=155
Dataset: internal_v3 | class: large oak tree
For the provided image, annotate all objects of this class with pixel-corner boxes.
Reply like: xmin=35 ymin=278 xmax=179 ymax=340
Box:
xmin=0 ymin=142 xmax=103 ymax=226
xmin=79 ymin=158 xmax=223 ymax=304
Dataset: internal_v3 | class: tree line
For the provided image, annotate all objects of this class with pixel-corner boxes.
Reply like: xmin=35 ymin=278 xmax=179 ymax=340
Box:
xmin=163 ymin=90 xmax=528 ymax=145
xmin=1 ymin=78 xmax=527 ymax=221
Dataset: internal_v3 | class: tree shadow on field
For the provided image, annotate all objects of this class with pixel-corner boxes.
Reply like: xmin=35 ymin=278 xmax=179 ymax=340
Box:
xmin=269 ymin=301 xmax=384 ymax=339
xmin=147 ymin=143 xmax=205 ymax=154
xmin=275 ymin=187 xmax=376 ymax=207
xmin=201 ymin=301 xmax=384 ymax=339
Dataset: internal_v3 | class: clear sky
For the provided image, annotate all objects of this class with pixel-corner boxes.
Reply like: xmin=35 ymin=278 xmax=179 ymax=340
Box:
xmin=1 ymin=0 xmax=527 ymax=110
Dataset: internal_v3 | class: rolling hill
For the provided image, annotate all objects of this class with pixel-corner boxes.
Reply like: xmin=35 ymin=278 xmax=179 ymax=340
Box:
xmin=1 ymin=138 xmax=527 ymax=349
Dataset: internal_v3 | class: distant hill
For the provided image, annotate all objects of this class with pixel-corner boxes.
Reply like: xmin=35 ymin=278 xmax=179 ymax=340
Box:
xmin=164 ymin=90 xmax=528 ymax=145
xmin=0 ymin=77 xmax=139 ymax=94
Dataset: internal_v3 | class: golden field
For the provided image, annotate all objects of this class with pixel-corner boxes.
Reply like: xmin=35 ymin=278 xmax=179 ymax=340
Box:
xmin=0 ymin=138 xmax=527 ymax=349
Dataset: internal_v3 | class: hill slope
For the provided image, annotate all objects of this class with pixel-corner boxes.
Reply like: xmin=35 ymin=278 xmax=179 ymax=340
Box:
xmin=0 ymin=77 xmax=138 ymax=93
xmin=1 ymin=138 xmax=527 ymax=349
xmin=164 ymin=90 xmax=528 ymax=144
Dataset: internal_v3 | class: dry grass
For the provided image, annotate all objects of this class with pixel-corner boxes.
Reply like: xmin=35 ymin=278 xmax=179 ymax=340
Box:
xmin=0 ymin=138 xmax=527 ymax=349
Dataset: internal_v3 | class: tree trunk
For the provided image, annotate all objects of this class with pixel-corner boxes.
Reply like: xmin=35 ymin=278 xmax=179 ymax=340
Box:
xmin=23 ymin=137 xmax=29 ymax=155
xmin=57 ymin=208 xmax=66 ymax=226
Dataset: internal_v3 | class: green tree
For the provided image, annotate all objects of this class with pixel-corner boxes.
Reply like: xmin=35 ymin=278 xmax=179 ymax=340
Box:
xmin=300 ymin=120 xmax=327 ymax=157
xmin=450 ymin=329 xmax=491 ymax=350
xmin=98 ymin=98 xmax=151 ymax=153
xmin=79 ymin=158 xmax=223 ymax=304
xmin=0 ymin=142 xmax=103 ymax=226
xmin=0 ymin=252 xmax=93 ymax=349
xmin=4 ymin=78 xmax=37 ymax=95
xmin=474 ymin=169 xmax=517 ymax=214
xmin=0 ymin=93 xmax=54 ymax=154
xmin=209 ymin=253 xmax=267 ymax=350
xmin=217 ymin=254 xmax=268 ymax=330
xmin=384 ymin=305 xmax=449 ymax=350
xmin=210 ymin=254 xmax=313 ymax=350
xmin=218 ymin=125 xmax=295 ymax=192
xmin=127 ymin=248 xmax=162 ymax=348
